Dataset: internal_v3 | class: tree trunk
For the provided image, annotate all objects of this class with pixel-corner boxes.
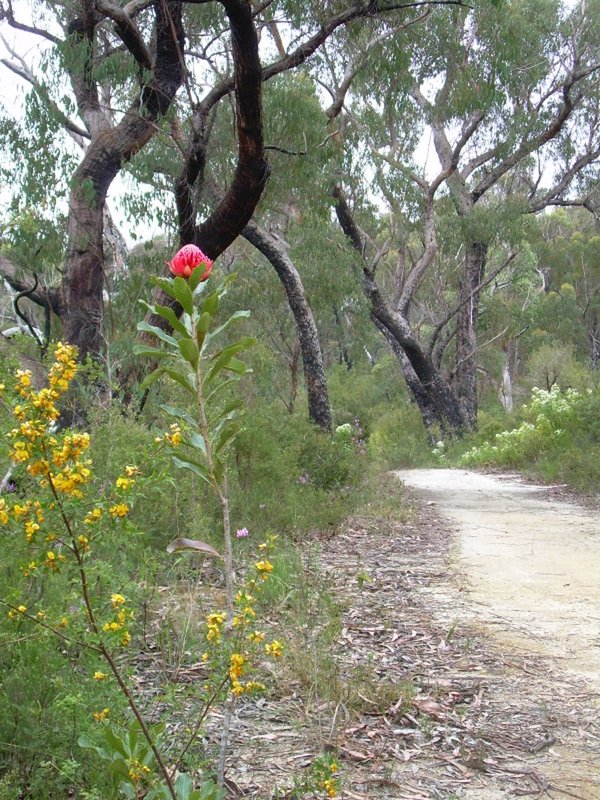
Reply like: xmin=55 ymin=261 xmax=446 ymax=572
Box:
xmin=455 ymin=241 xmax=487 ymax=428
xmin=243 ymin=222 xmax=332 ymax=431
xmin=61 ymin=0 xmax=185 ymax=360
xmin=63 ymin=180 xmax=106 ymax=359
xmin=364 ymin=271 xmax=468 ymax=436
xmin=372 ymin=317 xmax=437 ymax=441
xmin=588 ymin=313 xmax=600 ymax=368
xmin=333 ymin=183 xmax=467 ymax=436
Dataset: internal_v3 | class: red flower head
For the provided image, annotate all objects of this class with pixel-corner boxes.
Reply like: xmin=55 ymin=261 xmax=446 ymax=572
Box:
xmin=169 ymin=245 xmax=213 ymax=281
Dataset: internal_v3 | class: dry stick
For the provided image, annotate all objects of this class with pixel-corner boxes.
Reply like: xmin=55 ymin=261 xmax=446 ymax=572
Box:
xmin=46 ymin=473 xmax=179 ymax=800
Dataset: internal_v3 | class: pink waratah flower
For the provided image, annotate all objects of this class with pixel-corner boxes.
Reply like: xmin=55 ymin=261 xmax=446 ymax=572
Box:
xmin=169 ymin=244 xmax=213 ymax=280
xmin=236 ymin=527 xmax=249 ymax=538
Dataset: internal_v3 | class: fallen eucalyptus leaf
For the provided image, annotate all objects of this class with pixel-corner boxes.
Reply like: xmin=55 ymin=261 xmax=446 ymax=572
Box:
xmin=166 ymin=538 xmax=222 ymax=558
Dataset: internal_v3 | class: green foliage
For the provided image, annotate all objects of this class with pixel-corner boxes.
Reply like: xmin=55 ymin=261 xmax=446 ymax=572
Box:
xmin=458 ymin=385 xmax=600 ymax=491
xmin=79 ymin=722 xmax=225 ymax=800
xmin=231 ymin=404 xmax=365 ymax=535
xmin=368 ymin=405 xmax=432 ymax=468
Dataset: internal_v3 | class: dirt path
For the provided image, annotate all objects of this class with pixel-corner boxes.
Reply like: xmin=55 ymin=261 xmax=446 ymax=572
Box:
xmin=396 ymin=468 xmax=600 ymax=799
xmin=396 ymin=469 xmax=600 ymax=690
xmin=188 ymin=470 xmax=600 ymax=799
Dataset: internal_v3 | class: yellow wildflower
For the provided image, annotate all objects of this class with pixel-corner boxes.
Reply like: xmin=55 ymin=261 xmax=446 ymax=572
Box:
xmin=109 ymin=503 xmax=129 ymax=518
xmin=265 ymin=640 xmax=283 ymax=658
xmin=248 ymin=631 xmax=265 ymax=643
xmin=115 ymin=476 xmax=134 ymax=490
xmin=84 ymin=508 xmax=103 ymax=524
xmin=93 ymin=671 xmax=107 ymax=681
xmin=111 ymin=593 xmax=126 ymax=608
xmin=25 ymin=520 xmax=40 ymax=542
xmin=93 ymin=708 xmax=110 ymax=722
xmin=128 ymin=759 xmax=150 ymax=782
xmin=45 ymin=551 xmax=59 ymax=570
xmin=255 ymin=560 xmax=274 ymax=578
xmin=229 ymin=653 xmax=245 ymax=681
xmin=124 ymin=465 xmax=140 ymax=477
xmin=165 ymin=423 xmax=182 ymax=446
xmin=13 ymin=503 xmax=30 ymax=519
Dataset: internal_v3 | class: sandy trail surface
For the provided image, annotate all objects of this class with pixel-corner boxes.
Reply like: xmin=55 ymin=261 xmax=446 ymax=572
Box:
xmin=396 ymin=468 xmax=600 ymax=798
xmin=396 ymin=469 xmax=600 ymax=688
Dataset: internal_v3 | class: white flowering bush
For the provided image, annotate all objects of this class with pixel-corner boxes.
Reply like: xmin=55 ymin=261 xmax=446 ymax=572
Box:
xmin=460 ymin=386 xmax=587 ymax=467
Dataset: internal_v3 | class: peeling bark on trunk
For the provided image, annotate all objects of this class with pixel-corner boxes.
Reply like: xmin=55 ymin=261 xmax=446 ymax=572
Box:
xmin=455 ymin=241 xmax=487 ymax=429
xmin=243 ymin=222 xmax=332 ymax=431
xmin=61 ymin=0 xmax=185 ymax=360
xmin=63 ymin=187 xmax=105 ymax=358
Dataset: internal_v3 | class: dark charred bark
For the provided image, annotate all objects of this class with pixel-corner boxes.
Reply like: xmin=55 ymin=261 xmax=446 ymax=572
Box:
xmin=145 ymin=0 xmax=270 ymax=344
xmin=243 ymin=222 xmax=332 ymax=431
xmin=286 ymin=339 xmax=301 ymax=415
xmin=333 ymin=185 xmax=467 ymax=436
xmin=62 ymin=0 xmax=185 ymax=360
xmin=194 ymin=1 xmax=270 ymax=259
xmin=455 ymin=241 xmax=487 ymax=429
xmin=364 ymin=271 xmax=468 ymax=435
xmin=371 ymin=316 xmax=437 ymax=441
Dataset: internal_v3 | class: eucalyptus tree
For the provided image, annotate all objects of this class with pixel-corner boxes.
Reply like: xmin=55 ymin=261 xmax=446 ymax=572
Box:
xmin=0 ymin=0 xmax=454 ymax=433
xmin=323 ymin=0 xmax=600 ymax=430
xmin=0 ymin=0 xmax=191 ymax=358
xmin=531 ymin=208 xmax=600 ymax=366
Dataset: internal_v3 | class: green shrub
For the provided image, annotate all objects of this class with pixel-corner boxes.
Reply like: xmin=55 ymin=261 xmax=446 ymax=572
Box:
xmin=367 ymin=404 xmax=432 ymax=468
xmin=458 ymin=385 xmax=600 ymax=491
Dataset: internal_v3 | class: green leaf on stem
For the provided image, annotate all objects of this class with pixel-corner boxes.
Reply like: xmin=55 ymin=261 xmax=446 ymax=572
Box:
xmin=183 ymin=431 xmax=207 ymax=456
xmin=137 ymin=321 xmax=178 ymax=348
xmin=205 ymin=339 xmax=256 ymax=385
xmin=205 ymin=310 xmax=250 ymax=346
xmin=200 ymin=290 xmax=219 ymax=317
xmin=132 ymin=346 xmax=171 ymax=360
xmin=140 ymin=300 xmax=189 ymax=338
xmin=151 ymin=276 xmax=180 ymax=301
xmin=188 ymin=267 xmax=210 ymax=293
xmin=171 ymin=276 xmax=194 ymax=316
xmin=165 ymin=367 xmax=196 ymax=396
xmin=178 ymin=338 xmax=199 ymax=369
xmin=224 ymin=357 xmax=251 ymax=375
xmin=172 ymin=455 xmax=212 ymax=486
xmin=139 ymin=368 xmax=166 ymax=391
xmin=213 ymin=423 xmax=240 ymax=454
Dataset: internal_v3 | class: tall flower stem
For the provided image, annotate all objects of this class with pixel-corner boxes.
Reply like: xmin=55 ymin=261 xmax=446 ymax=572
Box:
xmin=195 ymin=328 xmax=236 ymax=788
xmin=195 ymin=356 xmax=234 ymax=616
